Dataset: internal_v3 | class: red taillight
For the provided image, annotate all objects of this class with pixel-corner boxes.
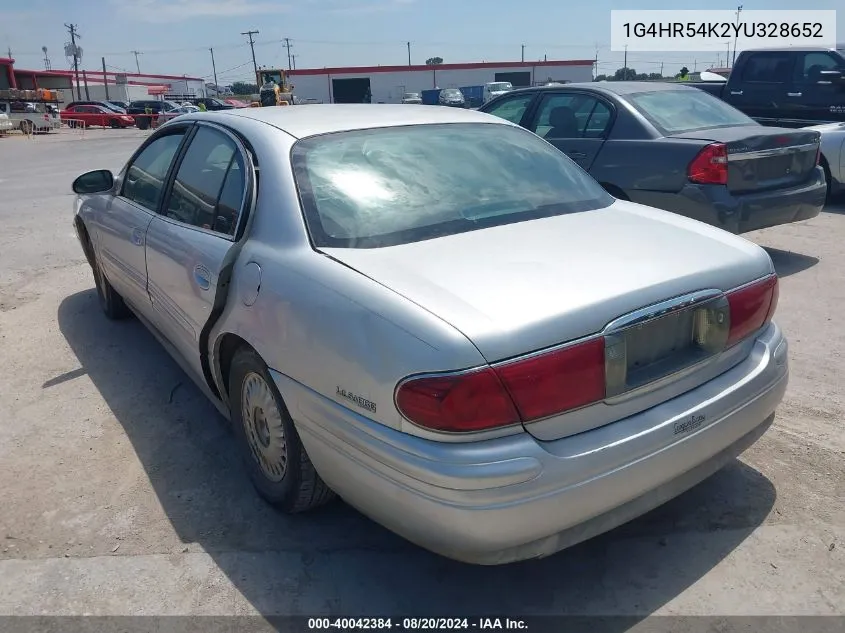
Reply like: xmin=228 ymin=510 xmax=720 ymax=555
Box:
xmin=395 ymin=368 xmax=519 ymax=432
xmin=396 ymin=338 xmax=606 ymax=432
xmin=496 ymin=338 xmax=605 ymax=422
xmin=688 ymin=143 xmax=728 ymax=185
xmin=726 ymin=275 xmax=779 ymax=346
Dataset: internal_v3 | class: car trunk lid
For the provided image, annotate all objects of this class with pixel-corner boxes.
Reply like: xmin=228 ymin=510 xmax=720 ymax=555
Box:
xmin=674 ymin=126 xmax=819 ymax=194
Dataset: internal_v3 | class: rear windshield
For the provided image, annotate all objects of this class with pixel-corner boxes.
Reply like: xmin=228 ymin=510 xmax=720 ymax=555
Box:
xmin=627 ymin=88 xmax=756 ymax=135
xmin=292 ymin=123 xmax=613 ymax=248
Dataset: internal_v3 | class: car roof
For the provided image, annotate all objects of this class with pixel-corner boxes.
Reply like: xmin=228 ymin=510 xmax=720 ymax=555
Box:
xmin=192 ymin=104 xmax=504 ymax=138
xmin=507 ymin=81 xmax=695 ymax=97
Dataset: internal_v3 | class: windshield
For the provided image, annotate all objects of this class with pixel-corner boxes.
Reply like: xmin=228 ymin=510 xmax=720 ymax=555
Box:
xmin=626 ymin=89 xmax=756 ymax=135
xmin=292 ymin=123 xmax=613 ymax=248
xmin=489 ymin=83 xmax=512 ymax=92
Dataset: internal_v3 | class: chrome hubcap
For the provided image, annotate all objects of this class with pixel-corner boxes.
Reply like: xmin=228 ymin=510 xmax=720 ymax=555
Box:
xmin=241 ymin=371 xmax=287 ymax=482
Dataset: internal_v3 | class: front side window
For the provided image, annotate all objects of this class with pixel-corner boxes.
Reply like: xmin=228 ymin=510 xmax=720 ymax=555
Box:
xmin=165 ymin=127 xmax=244 ymax=233
xmin=627 ymin=89 xmax=756 ymax=135
xmin=795 ymin=52 xmax=843 ymax=82
xmin=122 ymin=132 xmax=186 ymax=211
xmin=292 ymin=123 xmax=613 ymax=249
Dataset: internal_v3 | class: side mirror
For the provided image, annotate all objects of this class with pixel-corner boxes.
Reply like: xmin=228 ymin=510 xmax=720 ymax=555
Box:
xmin=818 ymin=69 xmax=843 ymax=83
xmin=72 ymin=169 xmax=114 ymax=194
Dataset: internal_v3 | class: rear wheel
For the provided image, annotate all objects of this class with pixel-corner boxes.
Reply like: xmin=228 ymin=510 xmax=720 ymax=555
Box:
xmin=228 ymin=347 xmax=335 ymax=513
xmin=92 ymin=254 xmax=131 ymax=320
xmin=820 ymin=155 xmax=833 ymax=203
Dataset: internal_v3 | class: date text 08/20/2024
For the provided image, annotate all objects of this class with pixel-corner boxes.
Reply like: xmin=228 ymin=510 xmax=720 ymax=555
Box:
xmin=307 ymin=618 xmax=528 ymax=630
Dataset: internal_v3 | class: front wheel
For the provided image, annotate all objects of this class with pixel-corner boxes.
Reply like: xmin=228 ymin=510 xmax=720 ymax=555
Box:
xmin=229 ymin=347 xmax=335 ymax=513
xmin=92 ymin=255 xmax=131 ymax=320
xmin=110 ymin=119 xmax=121 ymax=129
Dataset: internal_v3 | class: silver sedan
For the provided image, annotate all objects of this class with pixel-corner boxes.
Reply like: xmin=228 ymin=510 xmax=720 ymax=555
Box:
xmin=71 ymin=105 xmax=788 ymax=565
xmin=808 ymin=121 xmax=845 ymax=201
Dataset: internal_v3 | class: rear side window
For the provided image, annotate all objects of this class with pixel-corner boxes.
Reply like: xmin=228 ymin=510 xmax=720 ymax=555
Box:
xmin=627 ymin=89 xmax=756 ymax=135
xmin=292 ymin=123 xmax=613 ymax=249
xmin=483 ymin=93 xmax=534 ymax=124
xmin=741 ymin=53 xmax=794 ymax=83
xmin=795 ymin=52 xmax=843 ymax=82
xmin=122 ymin=133 xmax=186 ymax=211
xmin=164 ymin=127 xmax=245 ymax=235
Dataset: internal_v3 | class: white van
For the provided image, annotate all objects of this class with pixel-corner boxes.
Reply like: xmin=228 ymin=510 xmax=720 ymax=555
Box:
xmin=482 ymin=81 xmax=513 ymax=104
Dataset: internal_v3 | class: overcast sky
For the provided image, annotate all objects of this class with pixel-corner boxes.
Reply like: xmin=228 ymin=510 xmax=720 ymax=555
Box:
xmin=3 ymin=0 xmax=843 ymax=84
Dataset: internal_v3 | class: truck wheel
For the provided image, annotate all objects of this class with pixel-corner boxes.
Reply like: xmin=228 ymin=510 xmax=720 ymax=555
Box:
xmin=19 ymin=120 xmax=33 ymax=135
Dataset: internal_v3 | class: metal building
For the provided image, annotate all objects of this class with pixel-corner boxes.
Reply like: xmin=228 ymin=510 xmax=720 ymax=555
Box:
xmin=287 ymin=59 xmax=595 ymax=104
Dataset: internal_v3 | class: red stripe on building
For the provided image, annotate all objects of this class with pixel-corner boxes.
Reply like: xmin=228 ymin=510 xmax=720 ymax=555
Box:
xmin=288 ymin=59 xmax=595 ymax=77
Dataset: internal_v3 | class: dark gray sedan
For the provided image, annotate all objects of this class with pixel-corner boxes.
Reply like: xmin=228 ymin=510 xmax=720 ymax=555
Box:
xmin=480 ymin=82 xmax=826 ymax=233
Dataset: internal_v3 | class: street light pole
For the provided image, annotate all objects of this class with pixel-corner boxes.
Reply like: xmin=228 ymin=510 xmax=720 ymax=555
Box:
xmin=732 ymin=5 xmax=743 ymax=67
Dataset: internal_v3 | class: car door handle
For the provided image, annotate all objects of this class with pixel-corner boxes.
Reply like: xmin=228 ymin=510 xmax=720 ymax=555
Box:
xmin=730 ymin=90 xmax=743 ymax=96
xmin=131 ymin=228 xmax=144 ymax=246
xmin=787 ymin=92 xmax=802 ymax=97
xmin=193 ymin=265 xmax=211 ymax=291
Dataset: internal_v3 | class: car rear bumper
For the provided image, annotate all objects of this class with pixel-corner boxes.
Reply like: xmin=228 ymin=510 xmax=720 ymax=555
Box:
xmin=635 ymin=167 xmax=826 ymax=233
xmin=273 ymin=322 xmax=787 ymax=565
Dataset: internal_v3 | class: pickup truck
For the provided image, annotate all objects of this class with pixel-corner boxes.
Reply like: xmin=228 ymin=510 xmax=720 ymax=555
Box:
xmin=689 ymin=47 xmax=845 ymax=128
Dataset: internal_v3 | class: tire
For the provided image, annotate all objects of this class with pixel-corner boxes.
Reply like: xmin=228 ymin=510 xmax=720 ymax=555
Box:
xmin=228 ymin=347 xmax=335 ymax=513
xmin=820 ymin=156 xmax=832 ymax=204
xmin=19 ymin=119 xmax=33 ymax=135
xmin=91 ymin=254 xmax=131 ymax=320
xmin=110 ymin=119 xmax=120 ymax=129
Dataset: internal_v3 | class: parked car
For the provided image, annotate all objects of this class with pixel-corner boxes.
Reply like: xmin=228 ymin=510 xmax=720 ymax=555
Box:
xmin=194 ymin=97 xmax=235 ymax=111
xmin=438 ymin=88 xmax=466 ymax=107
xmin=71 ymin=105 xmax=787 ymax=565
xmin=807 ymin=121 xmax=845 ymax=200
xmin=127 ymin=100 xmax=180 ymax=129
xmin=401 ymin=92 xmax=423 ymax=105
xmin=688 ymin=47 xmax=845 ymax=128
xmin=0 ymin=100 xmax=62 ymax=134
xmin=482 ymin=81 xmax=513 ymax=104
xmin=480 ymin=82 xmax=826 ymax=233
xmin=61 ymin=104 xmax=136 ymax=129
xmin=0 ymin=111 xmax=12 ymax=134
xmin=108 ymin=100 xmax=129 ymax=110
xmin=66 ymin=100 xmax=127 ymax=114
xmin=155 ymin=104 xmax=200 ymax=126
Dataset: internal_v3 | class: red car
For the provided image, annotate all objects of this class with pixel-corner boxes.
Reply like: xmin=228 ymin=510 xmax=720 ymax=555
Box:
xmin=60 ymin=105 xmax=136 ymax=129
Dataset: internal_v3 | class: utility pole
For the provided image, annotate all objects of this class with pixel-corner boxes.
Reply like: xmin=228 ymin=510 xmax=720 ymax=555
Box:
xmin=65 ymin=24 xmax=82 ymax=100
xmin=694 ymin=59 xmax=697 ymax=72
xmin=130 ymin=50 xmax=141 ymax=73
xmin=292 ymin=55 xmax=297 ymax=70
xmin=101 ymin=57 xmax=110 ymax=100
xmin=242 ymin=30 xmax=259 ymax=82
xmin=623 ymin=44 xmax=628 ymax=76
xmin=6 ymin=46 xmax=11 ymax=59
xmin=726 ymin=41 xmax=731 ymax=65
xmin=209 ymin=48 xmax=219 ymax=94
xmin=660 ymin=62 xmax=664 ymax=77
xmin=732 ymin=5 xmax=743 ymax=67
xmin=407 ymin=41 xmax=411 ymax=66
xmin=283 ymin=37 xmax=292 ymax=71
xmin=521 ymin=44 xmax=525 ymax=62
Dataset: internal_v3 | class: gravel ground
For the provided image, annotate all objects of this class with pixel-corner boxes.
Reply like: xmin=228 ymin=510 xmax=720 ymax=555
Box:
xmin=0 ymin=128 xmax=842 ymax=621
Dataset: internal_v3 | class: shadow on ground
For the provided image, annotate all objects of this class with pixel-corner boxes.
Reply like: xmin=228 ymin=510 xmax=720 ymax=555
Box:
xmin=56 ymin=289 xmax=776 ymax=625
xmin=763 ymin=247 xmax=819 ymax=278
